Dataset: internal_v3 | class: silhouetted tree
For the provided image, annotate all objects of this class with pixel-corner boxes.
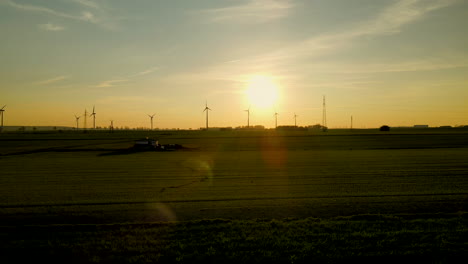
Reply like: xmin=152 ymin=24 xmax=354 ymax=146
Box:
xmin=380 ymin=125 xmax=390 ymax=131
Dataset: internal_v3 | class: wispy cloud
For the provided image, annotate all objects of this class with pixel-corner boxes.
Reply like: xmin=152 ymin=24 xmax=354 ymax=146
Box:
xmin=38 ymin=23 xmax=64 ymax=31
xmin=96 ymin=95 xmax=166 ymax=106
xmin=200 ymin=0 xmax=294 ymax=23
xmin=259 ymin=0 xmax=459 ymax=64
xmin=34 ymin=75 xmax=69 ymax=85
xmin=72 ymin=0 xmax=99 ymax=9
xmin=94 ymin=66 xmax=160 ymax=88
xmin=129 ymin=67 xmax=160 ymax=78
xmin=95 ymin=79 xmax=128 ymax=88
xmin=352 ymin=0 xmax=458 ymax=36
xmin=80 ymin=11 xmax=98 ymax=23
xmin=3 ymin=0 xmax=81 ymax=20
xmin=3 ymin=0 xmax=107 ymax=27
xmin=162 ymin=0 xmax=461 ymax=89
xmin=337 ymin=60 xmax=467 ymax=74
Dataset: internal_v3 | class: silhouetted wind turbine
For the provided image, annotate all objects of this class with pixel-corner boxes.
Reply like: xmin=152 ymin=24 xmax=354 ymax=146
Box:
xmin=110 ymin=120 xmax=114 ymax=132
xmin=244 ymin=107 xmax=250 ymax=127
xmin=90 ymin=106 xmax=96 ymax=129
xmin=294 ymin=113 xmax=298 ymax=127
xmin=148 ymin=114 xmax=155 ymax=130
xmin=0 ymin=105 xmax=6 ymax=132
xmin=274 ymin=111 xmax=279 ymax=128
xmin=74 ymin=115 xmax=80 ymax=130
xmin=203 ymin=101 xmax=211 ymax=130
xmin=83 ymin=109 xmax=88 ymax=131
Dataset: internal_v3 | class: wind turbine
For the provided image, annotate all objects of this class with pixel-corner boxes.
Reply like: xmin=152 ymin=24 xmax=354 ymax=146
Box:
xmin=0 ymin=105 xmax=6 ymax=132
xmin=244 ymin=107 xmax=250 ymax=128
xmin=203 ymin=101 xmax=211 ymax=130
xmin=294 ymin=113 xmax=298 ymax=127
xmin=83 ymin=109 xmax=88 ymax=131
xmin=74 ymin=115 xmax=80 ymax=130
xmin=110 ymin=120 xmax=114 ymax=132
xmin=148 ymin=114 xmax=155 ymax=130
xmin=274 ymin=111 xmax=279 ymax=128
xmin=90 ymin=106 xmax=96 ymax=129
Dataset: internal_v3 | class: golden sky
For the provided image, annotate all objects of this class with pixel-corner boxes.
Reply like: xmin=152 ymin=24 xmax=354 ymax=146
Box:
xmin=1 ymin=0 xmax=467 ymax=129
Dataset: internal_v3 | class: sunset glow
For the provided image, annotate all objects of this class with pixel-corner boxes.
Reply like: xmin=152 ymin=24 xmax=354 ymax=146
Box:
xmin=245 ymin=75 xmax=280 ymax=109
xmin=0 ymin=0 xmax=466 ymax=129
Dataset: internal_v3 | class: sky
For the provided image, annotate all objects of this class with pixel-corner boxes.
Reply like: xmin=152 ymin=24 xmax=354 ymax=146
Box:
xmin=1 ymin=0 xmax=467 ymax=129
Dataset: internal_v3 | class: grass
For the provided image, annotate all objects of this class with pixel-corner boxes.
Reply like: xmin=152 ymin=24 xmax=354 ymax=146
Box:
xmin=2 ymin=214 xmax=467 ymax=263
xmin=1 ymin=129 xmax=467 ymax=262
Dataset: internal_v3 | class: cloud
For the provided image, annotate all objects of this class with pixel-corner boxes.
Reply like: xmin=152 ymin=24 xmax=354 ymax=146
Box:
xmin=336 ymin=60 xmax=468 ymax=74
xmin=94 ymin=79 xmax=128 ymax=88
xmin=96 ymin=95 xmax=167 ymax=106
xmin=3 ymin=0 xmax=106 ymax=26
xmin=34 ymin=75 xmax=69 ymax=85
xmin=3 ymin=0 xmax=79 ymax=20
xmin=257 ymin=0 xmax=459 ymax=64
xmin=38 ymin=23 xmax=64 ymax=31
xmin=224 ymin=0 xmax=460 ymax=74
xmin=94 ymin=66 xmax=159 ymax=88
xmin=80 ymin=11 xmax=98 ymax=23
xmin=200 ymin=0 xmax=294 ymax=23
xmin=72 ymin=0 xmax=99 ymax=9
xmin=161 ymin=0 xmax=461 ymax=90
xmin=129 ymin=67 xmax=160 ymax=78
xmin=352 ymin=0 xmax=458 ymax=36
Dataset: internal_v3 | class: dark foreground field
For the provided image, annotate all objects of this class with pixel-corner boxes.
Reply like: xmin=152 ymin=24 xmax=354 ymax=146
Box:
xmin=1 ymin=129 xmax=468 ymax=262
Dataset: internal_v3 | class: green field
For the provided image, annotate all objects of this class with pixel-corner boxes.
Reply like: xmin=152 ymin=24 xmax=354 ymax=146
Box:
xmin=1 ymin=129 xmax=468 ymax=262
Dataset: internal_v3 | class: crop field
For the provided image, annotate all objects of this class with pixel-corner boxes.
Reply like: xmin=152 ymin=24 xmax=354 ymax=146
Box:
xmin=1 ymin=129 xmax=468 ymax=262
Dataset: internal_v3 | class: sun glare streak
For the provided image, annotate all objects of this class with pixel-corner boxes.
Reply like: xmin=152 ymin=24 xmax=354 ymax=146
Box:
xmin=245 ymin=75 xmax=280 ymax=109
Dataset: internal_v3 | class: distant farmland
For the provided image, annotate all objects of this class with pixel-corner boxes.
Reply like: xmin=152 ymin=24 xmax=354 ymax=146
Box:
xmin=1 ymin=129 xmax=467 ymax=222
xmin=1 ymin=129 xmax=467 ymax=262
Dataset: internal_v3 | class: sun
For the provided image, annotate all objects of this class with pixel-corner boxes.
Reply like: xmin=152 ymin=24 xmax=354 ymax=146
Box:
xmin=245 ymin=75 xmax=279 ymax=109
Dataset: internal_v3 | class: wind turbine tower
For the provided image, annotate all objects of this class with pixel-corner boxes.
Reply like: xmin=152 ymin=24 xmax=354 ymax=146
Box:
xmin=90 ymin=106 xmax=96 ymax=129
xmin=294 ymin=113 xmax=298 ymax=127
xmin=148 ymin=114 xmax=155 ymax=130
xmin=274 ymin=112 xmax=279 ymax=128
xmin=322 ymin=95 xmax=327 ymax=131
xmin=0 ymin=105 xmax=6 ymax=132
xmin=74 ymin=115 xmax=80 ymax=130
xmin=83 ymin=109 xmax=88 ymax=131
xmin=351 ymin=115 xmax=353 ymax=130
xmin=244 ymin=107 xmax=250 ymax=128
xmin=203 ymin=101 xmax=211 ymax=130
xmin=110 ymin=120 xmax=114 ymax=133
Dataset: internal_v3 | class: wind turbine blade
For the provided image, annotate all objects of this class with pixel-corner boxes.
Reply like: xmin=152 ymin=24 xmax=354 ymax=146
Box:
xmin=1 ymin=105 xmax=5 ymax=110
